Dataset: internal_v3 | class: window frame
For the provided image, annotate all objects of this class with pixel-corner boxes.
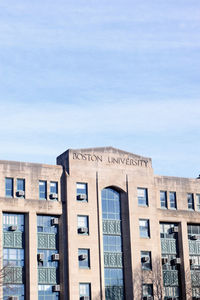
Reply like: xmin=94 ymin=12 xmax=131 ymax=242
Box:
xmin=78 ymin=249 xmax=90 ymax=269
xmin=76 ymin=182 xmax=88 ymax=202
xmin=187 ymin=193 xmax=194 ymax=210
xmin=196 ymin=194 xmax=200 ymax=211
xmin=50 ymin=181 xmax=58 ymax=200
xmin=79 ymin=283 xmax=91 ymax=299
xmin=141 ymin=251 xmax=152 ymax=270
xmin=139 ymin=219 xmax=150 ymax=238
xmin=160 ymin=191 xmax=167 ymax=209
xmin=39 ymin=180 xmax=47 ymax=200
xmin=5 ymin=177 xmax=13 ymax=198
xmin=169 ymin=191 xmax=177 ymax=210
xmin=77 ymin=215 xmax=89 ymax=235
xmin=137 ymin=187 xmax=148 ymax=207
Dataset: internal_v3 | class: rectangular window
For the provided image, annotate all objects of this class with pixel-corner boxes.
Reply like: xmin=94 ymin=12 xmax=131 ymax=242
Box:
xmin=196 ymin=194 xmax=200 ymax=211
xmin=139 ymin=219 xmax=150 ymax=238
xmin=142 ymin=284 xmax=153 ymax=297
xmin=39 ymin=181 xmax=47 ymax=200
xmin=79 ymin=283 xmax=91 ymax=299
xmin=76 ymin=183 xmax=88 ymax=201
xmin=78 ymin=249 xmax=90 ymax=268
xmin=103 ymin=235 xmax=122 ymax=252
xmin=188 ymin=193 xmax=194 ymax=210
xmin=169 ymin=192 xmax=177 ymax=209
xmin=160 ymin=191 xmax=167 ymax=209
xmin=50 ymin=182 xmax=58 ymax=200
xmin=3 ymin=213 xmax=25 ymax=299
xmin=5 ymin=178 xmax=13 ymax=198
xmin=77 ymin=215 xmax=89 ymax=235
xmin=16 ymin=179 xmax=25 ymax=198
xmin=141 ymin=251 xmax=152 ymax=270
xmin=137 ymin=188 xmax=148 ymax=206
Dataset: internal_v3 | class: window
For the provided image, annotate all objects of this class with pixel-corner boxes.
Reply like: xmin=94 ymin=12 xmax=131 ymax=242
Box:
xmin=5 ymin=178 xmax=13 ymax=197
xmin=17 ymin=179 xmax=25 ymax=198
xmin=103 ymin=235 xmax=122 ymax=252
xmin=101 ymin=188 xmax=120 ymax=220
xmin=160 ymin=191 xmax=167 ymax=209
xmin=104 ymin=268 xmax=124 ymax=287
xmin=39 ymin=181 xmax=47 ymax=200
xmin=169 ymin=192 xmax=176 ymax=209
xmin=77 ymin=215 xmax=89 ymax=235
xmin=188 ymin=193 xmax=194 ymax=210
xmin=78 ymin=249 xmax=90 ymax=268
xmin=141 ymin=251 xmax=152 ymax=270
xmin=79 ymin=283 xmax=91 ymax=299
xmin=137 ymin=188 xmax=148 ymax=206
xmin=196 ymin=194 xmax=200 ymax=211
xmin=3 ymin=213 xmax=25 ymax=299
xmin=139 ymin=219 xmax=150 ymax=238
xmin=50 ymin=181 xmax=58 ymax=200
xmin=76 ymin=183 xmax=88 ymax=201
xmin=143 ymin=284 xmax=153 ymax=297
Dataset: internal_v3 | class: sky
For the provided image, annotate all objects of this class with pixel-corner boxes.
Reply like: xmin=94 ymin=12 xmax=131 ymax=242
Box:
xmin=0 ymin=0 xmax=200 ymax=178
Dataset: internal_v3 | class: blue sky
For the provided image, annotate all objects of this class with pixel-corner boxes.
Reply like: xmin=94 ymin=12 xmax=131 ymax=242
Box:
xmin=0 ymin=0 xmax=200 ymax=177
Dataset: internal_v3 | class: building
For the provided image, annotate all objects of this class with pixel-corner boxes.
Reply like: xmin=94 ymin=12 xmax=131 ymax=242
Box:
xmin=0 ymin=147 xmax=200 ymax=300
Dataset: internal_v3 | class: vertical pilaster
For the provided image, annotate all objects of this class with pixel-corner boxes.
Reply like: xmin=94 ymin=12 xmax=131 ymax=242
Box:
xmin=179 ymin=221 xmax=192 ymax=300
xmin=27 ymin=212 xmax=38 ymax=300
xmin=0 ymin=211 xmax=3 ymax=300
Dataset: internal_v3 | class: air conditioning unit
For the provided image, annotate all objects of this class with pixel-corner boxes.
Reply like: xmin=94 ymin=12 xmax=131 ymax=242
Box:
xmin=16 ymin=190 xmax=24 ymax=197
xmin=171 ymin=258 xmax=181 ymax=265
xmin=191 ymin=235 xmax=198 ymax=240
xmin=78 ymin=227 xmax=88 ymax=234
xmin=50 ymin=193 xmax=58 ymax=200
xmin=190 ymin=258 xmax=196 ymax=265
xmin=162 ymin=257 xmax=168 ymax=264
xmin=141 ymin=256 xmax=149 ymax=262
xmin=77 ymin=194 xmax=87 ymax=201
xmin=79 ymin=254 xmax=87 ymax=261
xmin=51 ymin=218 xmax=59 ymax=225
xmin=37 ymin=253 xmax=44 ymax=261
xmin=80 ymin=297 xmax=89 ymax=300
xmin=9 ymin=225 xmax=17 ymax=231
xmin=9 ymin=297 xmax=18 ymax=300
xmin=171 ymin=226 xmax=178 ymax=233
xmin=143 ymin=296 xmax=153 ymax=300
xmin=52 ymin=285 xmax=60 ymax=292
xmin=52 ymin=254 xmax=60 ymax=261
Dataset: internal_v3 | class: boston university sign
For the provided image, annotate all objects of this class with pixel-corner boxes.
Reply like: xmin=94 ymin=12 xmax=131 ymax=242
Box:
xmin=72 ymin=152 xmax=149 ymax=168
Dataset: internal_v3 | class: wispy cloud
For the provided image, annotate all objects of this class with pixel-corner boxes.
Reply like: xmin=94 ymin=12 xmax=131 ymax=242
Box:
xmin=0 ymin=99 xmax=199 ymax=135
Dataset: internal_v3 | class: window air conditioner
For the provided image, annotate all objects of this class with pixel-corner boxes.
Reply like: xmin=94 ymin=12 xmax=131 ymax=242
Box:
xmin=162 ymin=257 xmax=168 ymax=264
xmin=50 ymin=193 xmax=58 ymax=199
xmin=191 ymin=235 xmax=198 ymax=240
xmin=9 ymin=297 xmax=18 ymax=300
xmin=171 ymin=258 xmax=181 ymax=265
xmin=77 ymin=194 xmax=87 ymax=201
xmin=171 ymin=226 xmax=178 ymax=233
xmin=80 ymin=297 xmax=89 ymax=300
xmin=52 ymin=254 xmax=60 ymax=261
xmin=190 ymin=258 xmax=196 ymax=265
xmin=79 ymin=254 xmax=87 ymax=261
xmin=9 ymin=225 xmax=17 ymax=231
xmin=37 ymin=253 xmax=44 ymax=261
xmin=16 ymin=190 xmax=25 ymax=197
xmin=51 ymin=218 xmax=59 ymax=225
xmin=141 ymin=256 xmax=149 ymax=262
xmin=78 ymin=227 xmax=88 ymax=234
xmin=143 ymin=297 xmax=153 ymax=300
xmin=52 ymin=285 xmax=60 ymax=292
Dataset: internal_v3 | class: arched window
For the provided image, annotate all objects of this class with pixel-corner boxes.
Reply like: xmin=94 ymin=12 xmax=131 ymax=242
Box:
xmin=101 ymin=188 xmax=124 ymax=300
